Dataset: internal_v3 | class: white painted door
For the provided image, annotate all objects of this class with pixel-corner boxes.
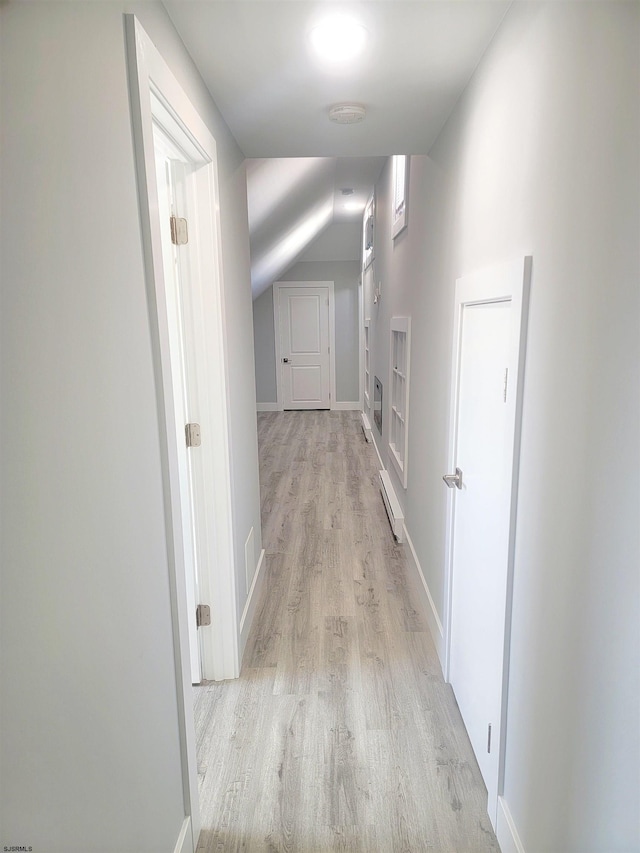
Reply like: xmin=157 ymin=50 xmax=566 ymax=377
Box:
xmin=445 ymin=258 xmax=531 ymax=829
xmin=450 ymin=299 xmax=510 ymax=802
xmin=277 ymin=285 xmax=330 ymax=409
xmin=154 ymin=128 xmax=201 ymax=685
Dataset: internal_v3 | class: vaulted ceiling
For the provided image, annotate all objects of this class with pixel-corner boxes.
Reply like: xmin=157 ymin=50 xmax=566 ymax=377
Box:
xmin=246 ymin=156 xmax=386 ymax=297
xmin=163 ymin=1 xmax=512 ymax=296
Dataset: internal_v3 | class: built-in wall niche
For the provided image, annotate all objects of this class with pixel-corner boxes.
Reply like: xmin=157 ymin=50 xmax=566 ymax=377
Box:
xmin=363 ymin=319 xmax=371 ymax=413
xmin=374 ymin=376 xmax=383 ymax=434
xmin=389 ymin=316 xmax=411 ymax=488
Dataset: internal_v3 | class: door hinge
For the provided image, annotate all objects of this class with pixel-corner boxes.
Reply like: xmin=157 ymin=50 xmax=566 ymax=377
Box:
xmin=170 ymin=215 xmax=189 ymax=245
xmin=503 ymin=368 xmax=509 ymax=402
xmin=196 ymin=604 xmax=211 ymax=627
xmin=185 ymin=422 xmax=201 ymax=447
xmin=487 ymin=723 xmax=492 ymax=753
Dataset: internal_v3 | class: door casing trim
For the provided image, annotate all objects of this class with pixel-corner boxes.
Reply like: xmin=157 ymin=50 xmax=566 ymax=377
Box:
xmin=126 ymin=15 xmax=243 ymax=848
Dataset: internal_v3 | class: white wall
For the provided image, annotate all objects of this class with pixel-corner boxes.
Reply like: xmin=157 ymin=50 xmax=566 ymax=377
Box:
xmin=366 ymin=3 xmax=639 ymax=851
xmin=0 ymin=2 xmax=261 ymax=849
xmin=254 ymin=260 xmax=361 ymax=405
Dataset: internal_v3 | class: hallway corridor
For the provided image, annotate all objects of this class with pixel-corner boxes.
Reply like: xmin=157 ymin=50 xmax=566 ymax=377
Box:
xmin=194 ymin=411 xmax=500 ymax=852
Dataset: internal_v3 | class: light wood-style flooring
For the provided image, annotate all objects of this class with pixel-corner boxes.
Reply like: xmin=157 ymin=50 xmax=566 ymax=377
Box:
xmin=195 ymin=411 xmax=500 ymax=852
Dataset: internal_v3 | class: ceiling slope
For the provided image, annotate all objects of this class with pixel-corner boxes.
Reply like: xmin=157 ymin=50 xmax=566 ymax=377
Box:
xmin=247 ymin=156 xmax=384 ymax=298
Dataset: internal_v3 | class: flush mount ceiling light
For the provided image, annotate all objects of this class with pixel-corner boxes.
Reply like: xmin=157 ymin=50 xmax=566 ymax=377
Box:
xmin=329 ymin=103 xmax=366 ymax=124
xmin=309 ymin=16 xmax=368 ymax=63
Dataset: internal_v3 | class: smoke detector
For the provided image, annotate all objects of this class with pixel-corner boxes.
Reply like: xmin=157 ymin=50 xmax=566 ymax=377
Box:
xmin=329 ymin=103 xmax=366 ymax=125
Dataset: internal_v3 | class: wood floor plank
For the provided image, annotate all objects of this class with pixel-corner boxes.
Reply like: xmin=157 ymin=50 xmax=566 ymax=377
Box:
xmin=195 ymin=410 xmax=500 ymax=852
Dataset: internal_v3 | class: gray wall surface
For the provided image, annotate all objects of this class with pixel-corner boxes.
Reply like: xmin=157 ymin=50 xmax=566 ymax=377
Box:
xmin=253 ymin=286 xmax=278 ymax=404
xmin=254 ymin=260 xmax=361 ymax=405
xmin=297 ymin=222 xmax=362 ymax=262
xmin=0 ymin=2 xmax=261 ymax=848
xmin=365 ymin=3 xmax=639 ymax=850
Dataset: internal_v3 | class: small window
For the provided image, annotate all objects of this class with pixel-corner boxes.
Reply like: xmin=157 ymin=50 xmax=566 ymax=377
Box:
xmin=389 ymin=316 xmax=411 ymax=488
xmin=391 ymin=155 xmax=408 ymax=239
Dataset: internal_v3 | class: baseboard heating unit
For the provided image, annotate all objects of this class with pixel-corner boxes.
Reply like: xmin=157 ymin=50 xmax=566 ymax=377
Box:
xmin=361 ymin=412 xmax=372 ymax=442
xmin=379 ymin=469 xmax=404 ymax=542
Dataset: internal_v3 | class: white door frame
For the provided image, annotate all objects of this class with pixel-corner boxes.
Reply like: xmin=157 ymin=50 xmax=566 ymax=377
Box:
xmin=152 ymin=127 xmax=203 ymax=685
xmin=273 ymin=280 xmax=336 ymax=410
xmin=126 ymin=16 xmax=240 ymax=849
xmin=358 ymin=274 xmax=365 ymax=411
xmin=443 ymin=256 xmax=532 ymax=827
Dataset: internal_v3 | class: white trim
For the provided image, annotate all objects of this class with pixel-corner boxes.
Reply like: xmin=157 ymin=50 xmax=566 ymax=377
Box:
xmin=391 ymin=155 xmax=408 ymax=239
xmin=442 ymin=255 xmax=532 ymax=830
xmin=363 ymin=317 xmax=371 ymax=413
xmin=362 ymin=193 xmax=375 ymax=271
xmin=403 ymin=525 xmax=445 ymax=669
xmin=329 ymin=284 xmax=337 ymax=407
xmin=240 ymin=548 xmax=266 ymax=659
xmin=370 ymin=433 xmax=385 ymax=470
xmin=388 ymin=316 xmax=411 ymax=489
xmin=332 ymin=401 xmax=361 ymax=411
xmin=173 ymin=817 xmax=193 ymax=853
xmin=496 ymin=797 xmax=527 ymax=853
xmin=358 ymin=277 xmax=364 ymax=409
xmin=257 ymin=402 xmax=279 ymax=412
xmin=360 ymin=411 xmax=372 ymax=443
xmin=273 ymin=280 xmax=336 ymax=410
xmin=152 ymin=129 xmax=202 ymax=685
xmin=127 ymin=17 xmax=239 ymax=689
xmin=126 ymin=18 xmax=203 ymax=844
xmin=379 ymin=470 xmax=404 ymax=542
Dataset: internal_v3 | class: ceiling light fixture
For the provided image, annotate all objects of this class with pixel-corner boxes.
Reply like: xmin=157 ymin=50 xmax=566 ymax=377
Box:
xmin=329 ymin=103 xmax=366 ymax=124
xmin=309 ymin=16 xmax=367 ymax=64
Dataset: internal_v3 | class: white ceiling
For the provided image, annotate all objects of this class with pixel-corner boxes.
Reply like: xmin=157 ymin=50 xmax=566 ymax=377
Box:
xmin=163 ymin=1 xmax=512 ymax=296
xmin=164 ymin=1 xmax=511 ymax=158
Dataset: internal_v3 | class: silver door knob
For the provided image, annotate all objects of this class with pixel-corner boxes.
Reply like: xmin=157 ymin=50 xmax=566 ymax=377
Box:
xmin=442 ymin=467 xmax=463 ymax=489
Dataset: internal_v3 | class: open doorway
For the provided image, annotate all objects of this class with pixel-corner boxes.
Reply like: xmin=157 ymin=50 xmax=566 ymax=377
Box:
xmin=153 ymin=123 xmax=204 ymax=685
xmin=127 ymin=15 xmax=242 ymax=850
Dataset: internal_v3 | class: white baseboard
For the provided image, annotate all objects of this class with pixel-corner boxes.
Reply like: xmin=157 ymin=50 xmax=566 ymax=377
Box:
xmin=360 ymin=412 xmax=372 ymax=442
xmin=240 ymin=548 xmax=266 ymax=657
xmin=403 ymin=525 xmax=445 ymax=669
xmin=379 ymin=470 xmax=405 ymax=542
xmin=332 ymin=400 xmax=361 ymax=410
xmin=496 ymin=797 xmax=526 ymax=853
xmin=258 ymin=402 xmax=360 ymax=412
xmin=173 ymin=817 xmax=193 ymax=853
xmin=370 ymin=434 xmax=385 ymax=470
